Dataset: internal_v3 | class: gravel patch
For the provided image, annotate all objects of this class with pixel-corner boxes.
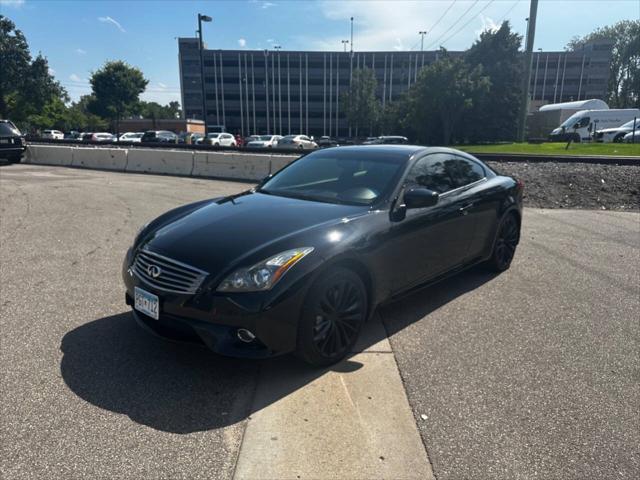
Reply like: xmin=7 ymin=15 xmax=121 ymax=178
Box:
xmin=487 ymin=161 xmax=640 ymax=211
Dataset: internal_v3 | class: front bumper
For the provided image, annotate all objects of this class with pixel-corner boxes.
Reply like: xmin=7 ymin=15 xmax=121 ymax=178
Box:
xmin=122 ymin=249 xmax=309 ymax=358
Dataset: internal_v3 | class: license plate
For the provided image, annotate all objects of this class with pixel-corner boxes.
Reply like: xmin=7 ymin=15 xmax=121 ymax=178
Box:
xmin=134 ymin=287 xmax=159 ymax=320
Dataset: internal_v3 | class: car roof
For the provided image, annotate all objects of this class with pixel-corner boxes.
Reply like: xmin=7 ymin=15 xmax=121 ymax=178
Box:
xmin=323 ymin=145 xmax=481 ymax=162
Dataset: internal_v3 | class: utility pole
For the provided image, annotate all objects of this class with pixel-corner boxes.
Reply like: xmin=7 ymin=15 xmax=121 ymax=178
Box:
xmin=197 ymin=14 xmax=212 ymax=135
xmin=517 ymin=0 xmax=538 ymax=142
xmin=342 ymin=40 xmax=349 ymax=52
xmin=350 ymin=17 xmax=354 ymax=54
xmin=419 ymin=31 xmax=427 ymax=52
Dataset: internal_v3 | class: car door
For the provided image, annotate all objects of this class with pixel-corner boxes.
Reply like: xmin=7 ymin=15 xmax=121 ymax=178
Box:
xmin=386 ymin=153 xmax=480 ymax=292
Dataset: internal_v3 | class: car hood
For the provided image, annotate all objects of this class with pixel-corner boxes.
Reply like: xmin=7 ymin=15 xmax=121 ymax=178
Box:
xmin=142 ymin=191 xmax=367 ymax=275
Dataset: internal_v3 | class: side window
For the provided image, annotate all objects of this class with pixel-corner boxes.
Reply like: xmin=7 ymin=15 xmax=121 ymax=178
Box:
xmin=405 ymin=154 xmax=455 ymax=194
xmin=575 ymin=116 xmax=590 ymax=128
xmin=446 ymin=157 xmax=485 ymax=188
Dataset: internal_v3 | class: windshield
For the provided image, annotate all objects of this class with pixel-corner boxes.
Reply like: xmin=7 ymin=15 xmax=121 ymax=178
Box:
xmin=0 ymin=122 xmax=21 ymax=136
xmin=619 ymin=119 xmax=639 ymax=129
xmin=260 ymin=149 xmax=407 ymax=206
xmin=259 ymin=135 xmax=273 ymax=141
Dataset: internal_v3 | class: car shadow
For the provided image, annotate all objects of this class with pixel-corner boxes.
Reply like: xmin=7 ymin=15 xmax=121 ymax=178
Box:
xmin=60 ymin=266 xmax=497 ymax=434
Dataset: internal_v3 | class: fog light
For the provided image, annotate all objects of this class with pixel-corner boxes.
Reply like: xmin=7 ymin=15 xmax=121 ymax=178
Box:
xmin=237 ymin=328 xmax=256 ymax=343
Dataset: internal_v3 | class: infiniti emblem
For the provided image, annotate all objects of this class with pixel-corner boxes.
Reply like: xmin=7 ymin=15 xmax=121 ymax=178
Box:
xmin=147 ymin=264 xmax=162 ymax=278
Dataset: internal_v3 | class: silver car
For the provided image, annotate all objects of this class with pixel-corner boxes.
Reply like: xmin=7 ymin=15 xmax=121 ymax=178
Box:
xmin=277 ymin=135 xmax=318 ymax=150
xmin=246 ymin=135 xmax=283 ymax=148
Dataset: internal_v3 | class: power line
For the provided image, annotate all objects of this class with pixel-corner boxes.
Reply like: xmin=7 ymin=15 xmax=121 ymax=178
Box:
xmin=428 ymin=0 xmax=458 ymax=32
xmin=425 ymin=0 xmax=480 ymax=50
xmin=497 ymin=0 xmax=522 ymax=25
xmin=439 ymin=0 xmax=497 ymax=48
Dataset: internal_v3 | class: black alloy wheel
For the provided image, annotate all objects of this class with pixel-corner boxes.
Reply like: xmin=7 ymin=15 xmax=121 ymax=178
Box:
xmin=297 ymin=267 xmax=367 ymax=366
xmin=489 ymin=213 xmax=520 ymax=271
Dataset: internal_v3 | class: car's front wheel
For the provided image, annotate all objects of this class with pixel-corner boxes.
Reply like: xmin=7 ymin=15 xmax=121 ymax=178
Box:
xmin=488 ymin=213 xmax=520 ymax=271
xmin=296 ymin=267 xmax=367 ymax=367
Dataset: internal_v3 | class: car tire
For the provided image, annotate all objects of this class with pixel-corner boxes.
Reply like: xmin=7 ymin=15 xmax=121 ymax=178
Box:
xmin=296 ymin=267 xmax=367 ymax=367
xmin=487 ymin=212 xmax=520 ymax=272
xmin=613 ymin=133 xmax=625 ymax=143
xmin=214 ymin=142 xmax=220 ymax=147
xmin=298 ymin=144 xmax=304 ymax=150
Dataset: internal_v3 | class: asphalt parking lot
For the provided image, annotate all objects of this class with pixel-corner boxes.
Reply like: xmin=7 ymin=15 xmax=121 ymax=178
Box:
xmin=1 ymin=164 xmax=638 ymax=479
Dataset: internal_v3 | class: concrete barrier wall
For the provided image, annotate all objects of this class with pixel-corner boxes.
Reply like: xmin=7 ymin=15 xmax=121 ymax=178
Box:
xmin=72 ymin=147 xmax=127 ymax=171
xmin=24 ymin=144 xmax=302 ymax=182
xmin=126 ymin=148 xmax=194 ymax=175
xmin=25 ymin=145 xmax=73 ymax=166
xmin=193 ymin=152 xmax=270 ymax=180
xmin=270 ymin=154 xmax=298 ymax=174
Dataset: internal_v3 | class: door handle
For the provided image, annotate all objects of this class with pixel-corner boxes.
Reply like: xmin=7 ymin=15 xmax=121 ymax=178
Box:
xmin=459 ymin=203 xmax=474 ymax=215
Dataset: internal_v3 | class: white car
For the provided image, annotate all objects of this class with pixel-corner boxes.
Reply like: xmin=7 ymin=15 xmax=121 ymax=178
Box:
xmin=91 ymin=132 xmax=115 ymax=142
xmin=206 ymin=132 xmax=237 ymax=147
xmin=277 ymin=135 xmax=318 ymax=150
xmin=623 ymin=130 xmax=640 ymax=143
xmin=118 ymin=132 xmax=144 ymax=143
xmin=595 ymin=119 xmax=640 ymax=143
xmin=42 ymin=129 xmax=64 ymax=140
xmin=246 ymin=135 xmax=283 ymax=148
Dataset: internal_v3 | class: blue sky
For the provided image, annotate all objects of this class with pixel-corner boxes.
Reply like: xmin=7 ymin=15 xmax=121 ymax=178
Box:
xmin=2 ymin=0 xmax=637 ymax=104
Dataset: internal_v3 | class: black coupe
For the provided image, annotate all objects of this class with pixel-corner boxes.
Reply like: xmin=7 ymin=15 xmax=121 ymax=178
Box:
xmin=123 ymin=146 xmax=523 ymax=366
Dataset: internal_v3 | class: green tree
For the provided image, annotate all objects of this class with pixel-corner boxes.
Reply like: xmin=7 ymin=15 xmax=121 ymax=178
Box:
xmin=567 ymin=20 xmax=640 ymax=108
xmin=0 ymin=15 xmax=67 ymax=128
xmin=465 ymin=22 xmax=523 ymax=142
xmin=89 ymin=61 xmax=148 ymax=135
xmin=135 ymin=100 xmax=182 ymax=120
xmin=341 ymin=68 xmax=381 ymax=136
xmin=409 ymin=53 xmax=490 ymax=145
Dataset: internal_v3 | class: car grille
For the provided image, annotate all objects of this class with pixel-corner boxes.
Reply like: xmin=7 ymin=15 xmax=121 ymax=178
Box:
xmin=132 ymin=248 xmax=208 ymax=294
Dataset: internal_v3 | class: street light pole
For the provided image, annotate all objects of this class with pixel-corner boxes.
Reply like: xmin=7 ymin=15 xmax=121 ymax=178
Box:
xmin=197 ymin=13 xmax=212 ymax=135
xmin=341 ymin=40 xmax=349 ymax=52
xmin=350 ymin=17 xmax=354 ymax=55
xmin=419 ymin=31 xmax=427 ymax=52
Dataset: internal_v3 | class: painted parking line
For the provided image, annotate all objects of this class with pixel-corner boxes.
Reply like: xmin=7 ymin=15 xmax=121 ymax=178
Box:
xmin=233 ymin=315 xmax=434 ymax=480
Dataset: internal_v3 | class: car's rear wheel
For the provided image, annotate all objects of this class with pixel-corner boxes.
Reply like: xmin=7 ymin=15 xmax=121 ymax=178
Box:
xmin=613 ymin=133 xmax=625 ymax=143
xmin=296 ymin=267 xmax=367 ymax=367
xmin=488 ymin=213 xmax=520 ymax=272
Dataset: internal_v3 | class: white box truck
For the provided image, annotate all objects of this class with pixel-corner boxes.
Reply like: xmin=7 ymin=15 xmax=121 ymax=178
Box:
xmin=549 ymin=109 xmax=640 ymax=142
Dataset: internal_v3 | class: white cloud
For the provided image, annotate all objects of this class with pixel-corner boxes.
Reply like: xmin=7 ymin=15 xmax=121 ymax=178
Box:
xmin=262 ymin=2 xmax=276 ymax=8
xmin=0 ymin=0 xmax=25 ymax=8
xmin=238 ymin=38 xmax=247 ymax=48
xmin=157 ymin=82 xmax=167 ymax=89
xmin=310 ymin=0 xmax=523 ymax=51
xmin=48 ymin=67 xmax=56 ymax=76
xmin=75 ymin=48 xmax=87 ymax=55
xmin=98 ymin=16 xmax=126 ymax=33
xmin=476 ymin=15 xmax=500 ymax=37
xmin=69 ymin=74 xmax=84 ymax=82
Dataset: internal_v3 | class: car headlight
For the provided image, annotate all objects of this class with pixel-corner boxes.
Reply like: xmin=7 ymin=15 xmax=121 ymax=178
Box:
xmin=217 ymin=247 xmax=314 ymax=292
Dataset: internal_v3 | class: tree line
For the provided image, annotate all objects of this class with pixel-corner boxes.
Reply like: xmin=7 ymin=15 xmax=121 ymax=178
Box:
xmin=342 ymin=20 xmax=639 ymax=145
xmin=1 ymin=15 xmax=180 ymax=134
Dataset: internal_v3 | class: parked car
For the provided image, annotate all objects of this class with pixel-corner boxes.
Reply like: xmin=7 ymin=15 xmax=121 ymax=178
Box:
xmin=244 ymin=135 xmax=261 ymax=145
xmin=140 ymin=130 xmax=178 ymax=144
xmin=123 ymin=145 xmax=523 ymax=366
xmin=205 ymin=132 xmax=237 ymax=147
xmin=549 ymin=109 xmax=640 ymax=142
xmin=316 ymin=136 xmax=340 ymax=148
xmin=246 ymin=135 xmax=283 ymax=148
xmin=42 ymin=129 xmax=64 ymax=140
xmin=363 ymin=136 xmax=409 ymax=145
xmin=178 ymin=132 xmax=205 ymax=145
xmin=91 ymin=132 xmax=115 ymax=142
xmin=64 ymin=131 xmax=83 ymax=141
xmin=595 ymin=119 xmax=639 ymax=143
xmin=277 ymin=134 xmax=318 ymax=150
xmin=623 ymin=130 xmax=640 ymax=143
xmin=118 ymin=132 xmax=144 ymax=143
xmin=81 ymin=132 xmax=94 ymax=141
xmin=0 ymin=119 xmax=26 ymax=163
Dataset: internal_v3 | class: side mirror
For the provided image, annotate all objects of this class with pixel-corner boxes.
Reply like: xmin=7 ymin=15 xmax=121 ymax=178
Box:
xmin=404 ymin=188 xmax=439 ymax=209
